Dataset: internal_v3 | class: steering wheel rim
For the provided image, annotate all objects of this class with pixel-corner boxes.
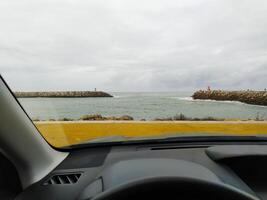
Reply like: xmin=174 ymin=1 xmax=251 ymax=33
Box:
xmin=91 ymin=177 xmax=259 ymax=200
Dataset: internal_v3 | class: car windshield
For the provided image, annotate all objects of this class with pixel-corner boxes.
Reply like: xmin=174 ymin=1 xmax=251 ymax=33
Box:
xmin=1 ymin=0 xmax=267 ymax=148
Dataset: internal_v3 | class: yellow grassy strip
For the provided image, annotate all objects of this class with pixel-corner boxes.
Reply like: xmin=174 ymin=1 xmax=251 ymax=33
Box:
xmin=34 ymin=121 xmax=267 ymax=147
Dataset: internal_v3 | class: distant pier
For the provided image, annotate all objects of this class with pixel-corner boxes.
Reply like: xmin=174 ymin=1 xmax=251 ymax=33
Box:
xmin=192 ymin=90 xmax=267 ymax=106
xmin=15 ymin=91 xmax=113 ymax=98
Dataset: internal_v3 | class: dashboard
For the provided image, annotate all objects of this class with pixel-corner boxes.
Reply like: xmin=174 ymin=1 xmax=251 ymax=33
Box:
xmin=13 ymin=141 xmax=267 ymax=200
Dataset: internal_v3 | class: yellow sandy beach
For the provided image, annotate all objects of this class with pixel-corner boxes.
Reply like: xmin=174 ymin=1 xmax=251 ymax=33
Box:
xmin=34 ymin=121 xmax=267 ymax=147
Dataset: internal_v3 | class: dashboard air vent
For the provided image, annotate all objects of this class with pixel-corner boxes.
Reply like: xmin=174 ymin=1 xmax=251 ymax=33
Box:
xmin=43 ymin=173 xmax=82 ymax=185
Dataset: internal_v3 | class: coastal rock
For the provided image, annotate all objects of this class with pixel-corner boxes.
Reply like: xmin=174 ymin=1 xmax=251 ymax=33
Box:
xmin=117 ymin=115 xmax=134 ymax=120
xmin=153 ymin=114 xmax=220 ymax=121
xmin=57 ymin=118 xmax=73 ymax=121
xmin=79 ymin=114 xmax=103 ymax=120
xmin=14 ymin=91 xmax=113 ymax=98
xmin=192 ymin=90 xmax=267 ymax=106
xmin=79 ymin=114 xmax=134 ymax=121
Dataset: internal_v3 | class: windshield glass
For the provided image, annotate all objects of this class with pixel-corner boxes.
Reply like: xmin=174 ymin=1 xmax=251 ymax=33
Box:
xmin=1 ymin=0 xmax=267 ymax=148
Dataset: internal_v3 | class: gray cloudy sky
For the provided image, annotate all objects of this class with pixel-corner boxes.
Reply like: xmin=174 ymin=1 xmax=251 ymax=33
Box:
xmin=0 ymin=0 xmax=267 ymax=91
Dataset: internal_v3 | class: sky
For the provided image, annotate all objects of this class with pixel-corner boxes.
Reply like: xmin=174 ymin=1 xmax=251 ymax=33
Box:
xmin=0 ymin=0 xmax=267 ymax=92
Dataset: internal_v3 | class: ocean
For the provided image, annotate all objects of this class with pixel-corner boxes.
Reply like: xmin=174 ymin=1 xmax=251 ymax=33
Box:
xmin=18 ymin=92 xmax=267 ymax=121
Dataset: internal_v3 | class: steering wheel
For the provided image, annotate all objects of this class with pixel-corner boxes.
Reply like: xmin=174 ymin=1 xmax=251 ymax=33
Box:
xmin=91 ymin=177 xmax=258 ymax=200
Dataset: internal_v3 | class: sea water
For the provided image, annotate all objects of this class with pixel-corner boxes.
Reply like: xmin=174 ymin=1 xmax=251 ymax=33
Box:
xmin=18 ymin=92 xmax=267 ymax=120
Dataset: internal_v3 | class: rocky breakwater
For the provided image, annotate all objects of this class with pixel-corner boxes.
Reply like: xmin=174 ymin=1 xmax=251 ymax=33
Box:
xmin=192 ymin=90 xmax=267 ymax=106
xmin=15 ymin=91 xmax=113 ymax=98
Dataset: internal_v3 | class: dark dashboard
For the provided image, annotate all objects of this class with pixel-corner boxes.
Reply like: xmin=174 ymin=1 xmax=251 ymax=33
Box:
xmin=12 ymin=141 xmax=267 ymax=200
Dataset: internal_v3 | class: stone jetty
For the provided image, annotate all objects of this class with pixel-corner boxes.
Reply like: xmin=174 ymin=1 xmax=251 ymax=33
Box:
xmin=192 ymin=90 xmax=267 ymax=106
xmin=15 ymin=91 xmax=113 ymax=98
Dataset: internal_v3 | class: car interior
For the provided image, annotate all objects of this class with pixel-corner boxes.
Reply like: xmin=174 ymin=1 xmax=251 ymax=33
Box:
xmin=1 ymin=75 xmax=267 ymax=200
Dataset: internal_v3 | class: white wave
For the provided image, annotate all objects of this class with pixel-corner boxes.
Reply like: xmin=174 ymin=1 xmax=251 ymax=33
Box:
xmin=177 ymin=96 xmax=244 ymax=104
xmin=177 ymin=97 xmax=194 ymax=101
xmin=176 ymin=97 xmax=267 ymax=107
xmin=113 ymin=95 xmax=122 ymax=98
xmin=113 ymin=95 xmax=135 ymax=98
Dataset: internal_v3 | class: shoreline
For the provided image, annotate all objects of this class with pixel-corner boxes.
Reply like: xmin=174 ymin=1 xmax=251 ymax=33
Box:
xmin=31 ymin=112 xmax=266 ymax=122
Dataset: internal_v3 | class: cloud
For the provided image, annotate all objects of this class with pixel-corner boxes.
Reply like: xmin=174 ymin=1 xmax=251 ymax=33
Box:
xmin=0 ymin=0 xmax=267 ymax=91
